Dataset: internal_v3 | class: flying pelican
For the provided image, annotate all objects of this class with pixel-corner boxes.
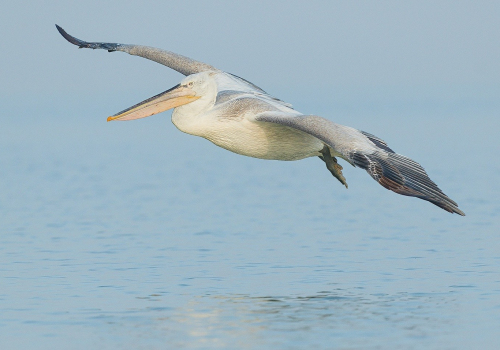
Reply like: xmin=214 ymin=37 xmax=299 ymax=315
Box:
xmin=56 ymin=25 xmax=465 ymax=216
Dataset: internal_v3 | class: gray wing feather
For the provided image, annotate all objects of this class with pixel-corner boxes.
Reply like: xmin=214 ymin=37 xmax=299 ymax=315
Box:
xmin=56 ymin=25 xmax=217 ymax=76
xmin=255 ymin=113 xmax=465 ymax=215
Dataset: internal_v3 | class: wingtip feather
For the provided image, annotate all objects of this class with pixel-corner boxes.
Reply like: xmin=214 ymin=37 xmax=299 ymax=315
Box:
xmin=352 ymin=150 xmax=465 ymax=216
xmin=55 ymin=24 xmax=90 ymax=48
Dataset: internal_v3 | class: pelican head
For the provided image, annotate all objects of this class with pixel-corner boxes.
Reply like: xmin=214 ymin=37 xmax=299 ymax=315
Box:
xmin=107 ymin=71 xmax=218 ymax=122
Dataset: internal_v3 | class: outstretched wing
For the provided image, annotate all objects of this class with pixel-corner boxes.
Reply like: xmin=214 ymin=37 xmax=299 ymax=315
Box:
xmin=255 ymin=113 xmax=465 ymax=215
xmin=56 ymin=25 xmax=217 ymax=76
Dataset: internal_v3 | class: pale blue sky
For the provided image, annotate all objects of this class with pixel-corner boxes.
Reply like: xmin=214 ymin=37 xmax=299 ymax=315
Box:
xmin=1 ymin=0 xmax=498 ymax=102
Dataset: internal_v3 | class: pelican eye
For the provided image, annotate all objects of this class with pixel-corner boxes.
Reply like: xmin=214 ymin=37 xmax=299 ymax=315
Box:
xmin=188 ymin=82 xmax=194 ymax=87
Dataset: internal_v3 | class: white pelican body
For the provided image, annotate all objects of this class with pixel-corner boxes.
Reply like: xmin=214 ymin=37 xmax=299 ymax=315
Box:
xmin=56 ymin=25 xmax=464 ymax=215
xmin=172 ymin=72 xmax=323 ymax=161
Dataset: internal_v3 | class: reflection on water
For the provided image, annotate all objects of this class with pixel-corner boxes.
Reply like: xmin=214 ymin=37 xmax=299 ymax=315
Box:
xmin=90 ymin=290 xmax=457 ymax=349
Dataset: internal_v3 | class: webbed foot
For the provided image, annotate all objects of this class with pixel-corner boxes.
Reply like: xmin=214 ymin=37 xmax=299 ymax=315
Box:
xmin=319 ymin=145 xmax=348 ymax=188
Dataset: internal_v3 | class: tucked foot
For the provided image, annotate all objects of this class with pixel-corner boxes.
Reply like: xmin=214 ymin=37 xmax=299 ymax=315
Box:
xmin=319 ymin=145 xmax=348 ymax=188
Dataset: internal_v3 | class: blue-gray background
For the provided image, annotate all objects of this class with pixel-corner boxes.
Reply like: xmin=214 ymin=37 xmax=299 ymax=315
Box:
xmin=1 ymin=1 xmax=499 ymax=349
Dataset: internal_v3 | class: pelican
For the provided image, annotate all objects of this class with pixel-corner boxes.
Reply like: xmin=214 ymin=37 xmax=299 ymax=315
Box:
xmin=56 ymin=25 xmax=465 ymax=216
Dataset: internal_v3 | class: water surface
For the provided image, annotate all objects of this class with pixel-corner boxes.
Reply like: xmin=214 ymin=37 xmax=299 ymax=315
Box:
xmin=1 ymin=100 xmax=499 ymax=349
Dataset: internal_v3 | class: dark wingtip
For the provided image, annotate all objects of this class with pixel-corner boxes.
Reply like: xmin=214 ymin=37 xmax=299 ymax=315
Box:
xmin=433 ymin=199 xmax=465 ymax=216
xmin=55 ymin=24 xmax=88 ymax=48
xmin=55 ymin=25 xmax=120 ymax=52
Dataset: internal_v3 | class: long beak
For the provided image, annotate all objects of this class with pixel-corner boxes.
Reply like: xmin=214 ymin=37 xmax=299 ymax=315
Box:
xmin=107 ymin=84 xmax=200 ymax=122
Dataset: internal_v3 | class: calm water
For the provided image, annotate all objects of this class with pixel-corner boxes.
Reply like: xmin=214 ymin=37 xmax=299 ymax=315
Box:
xmin=1 ymin=99 xmax=499 ymax=349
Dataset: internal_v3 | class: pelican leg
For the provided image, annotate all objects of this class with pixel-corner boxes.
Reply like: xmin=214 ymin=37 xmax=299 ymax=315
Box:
xmin=319 ymin=145 xmax=348 ymax=189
